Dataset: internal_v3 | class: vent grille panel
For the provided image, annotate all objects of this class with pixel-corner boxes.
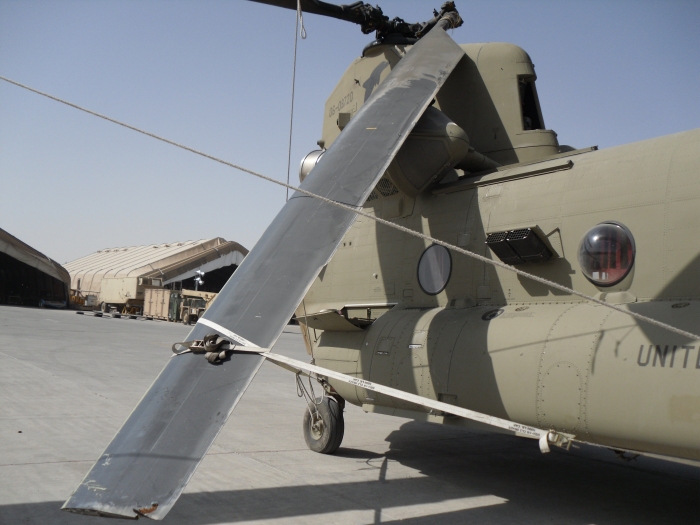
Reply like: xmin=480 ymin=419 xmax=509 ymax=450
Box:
xmin=486 ymin=228 xmax=552 ymax=265
xmin=377 ymin=178 xmax=399 ymax=197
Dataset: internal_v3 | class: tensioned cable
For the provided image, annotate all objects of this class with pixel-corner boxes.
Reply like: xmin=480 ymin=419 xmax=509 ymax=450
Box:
xmin=284 ymin=0 xmax=307 ymax=202
xmin=2 ymin=74 xmax=698 ymax=341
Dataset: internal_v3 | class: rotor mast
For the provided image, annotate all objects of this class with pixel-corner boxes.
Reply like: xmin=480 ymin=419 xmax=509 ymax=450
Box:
xmin=249 ymin=0 xmax=463 ymax=44
xmin=326 ymin=0 xmax=463 ymax=41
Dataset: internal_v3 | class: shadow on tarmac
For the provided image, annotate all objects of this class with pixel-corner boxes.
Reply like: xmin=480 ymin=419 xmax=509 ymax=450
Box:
xmin=2 ymin=421 xmax=698 ymax=524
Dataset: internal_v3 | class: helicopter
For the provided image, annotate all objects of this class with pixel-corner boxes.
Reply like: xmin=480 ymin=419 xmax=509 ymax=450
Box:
xmin=54 ymin=0 xmax=700 ymax=520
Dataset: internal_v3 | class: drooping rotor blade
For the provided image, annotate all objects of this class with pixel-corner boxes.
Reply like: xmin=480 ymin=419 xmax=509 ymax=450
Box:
xmin=63 ymin=25 xmax=465 ymax=521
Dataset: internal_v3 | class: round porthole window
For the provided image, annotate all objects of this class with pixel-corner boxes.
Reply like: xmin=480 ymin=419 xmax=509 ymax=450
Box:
xmin=417 ymin=244 xmax=452 ymax=295
xmin=578 ymin=222 xmax=635 ymax=287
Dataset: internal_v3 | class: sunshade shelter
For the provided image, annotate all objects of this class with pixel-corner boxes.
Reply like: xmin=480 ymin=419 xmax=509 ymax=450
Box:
xmin=0 ymin=228 xmax=71 ymax=307
xmin=64 ymin=238 xmax=248 ymax=308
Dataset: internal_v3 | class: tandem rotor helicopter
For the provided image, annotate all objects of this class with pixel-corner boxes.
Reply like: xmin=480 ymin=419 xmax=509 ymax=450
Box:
xmin=54 ymin=0 xmax=699 ymax=520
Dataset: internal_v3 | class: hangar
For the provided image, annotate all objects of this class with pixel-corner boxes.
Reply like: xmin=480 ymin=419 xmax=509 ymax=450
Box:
xmin=0 ymin=227 xmax=71 ymax=307
xmin=64 ymin=238 xmax=247 ymax=312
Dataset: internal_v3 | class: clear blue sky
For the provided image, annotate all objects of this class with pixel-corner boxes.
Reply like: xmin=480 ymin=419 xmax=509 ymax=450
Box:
xmin=1 ymin=0 xmax=698 ymax=264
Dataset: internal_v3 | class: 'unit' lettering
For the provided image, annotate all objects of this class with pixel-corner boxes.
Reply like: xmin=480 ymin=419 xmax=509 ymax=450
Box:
xmin=637 ymin=344 xmax=697 ymax=369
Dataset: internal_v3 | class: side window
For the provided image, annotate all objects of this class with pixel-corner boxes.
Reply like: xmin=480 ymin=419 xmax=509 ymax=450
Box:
xmin=578 ymin=222 xmax=635 ymax=287
xmin=417 ymin=244 xmax=452 ymax=295
xmin=518 ymin=76 xmax=544 ymax=131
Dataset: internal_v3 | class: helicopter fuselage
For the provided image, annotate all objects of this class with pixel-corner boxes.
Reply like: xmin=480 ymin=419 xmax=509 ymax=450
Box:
xmin=296 ymin=42 xmax=700 ymax=461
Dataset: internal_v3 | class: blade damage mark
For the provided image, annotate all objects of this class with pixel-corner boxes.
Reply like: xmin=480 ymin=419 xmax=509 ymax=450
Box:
xmin=135 ymin=502 xmax=159 ymax=517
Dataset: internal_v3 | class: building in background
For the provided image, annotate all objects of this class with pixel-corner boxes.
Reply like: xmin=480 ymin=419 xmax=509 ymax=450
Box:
xmin=64 ymin=238 xmax=247 ymax=312
xmin=0 ymin=228 xmax=71 ymax=308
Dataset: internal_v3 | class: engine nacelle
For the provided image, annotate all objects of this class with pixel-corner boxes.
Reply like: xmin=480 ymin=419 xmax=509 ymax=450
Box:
xmin=386 ymin=106 xmax=498 ymax=197
xmin=300 ymin=107 xmax=498 ymax=191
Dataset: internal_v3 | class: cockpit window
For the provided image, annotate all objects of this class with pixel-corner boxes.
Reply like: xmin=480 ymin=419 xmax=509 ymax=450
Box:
xmin=519 ymin=77 xmax=544 ymax=131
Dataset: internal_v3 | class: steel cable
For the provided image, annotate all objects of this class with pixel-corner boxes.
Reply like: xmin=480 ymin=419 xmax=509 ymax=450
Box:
xmin=284 ymin=0 xmax=306 ymax=202
xmin=2 ymin=74 xmax=698 ymax=341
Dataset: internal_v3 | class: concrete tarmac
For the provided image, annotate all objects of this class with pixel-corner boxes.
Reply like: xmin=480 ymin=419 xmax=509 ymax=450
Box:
xmin=0 ymin=305 xmax=698 ymax=524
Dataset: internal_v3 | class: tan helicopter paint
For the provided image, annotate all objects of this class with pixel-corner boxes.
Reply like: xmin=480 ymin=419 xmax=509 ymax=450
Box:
xmin=321 ymin=43 xmax=559 ymax=162
xmin=297 ymin=41 xmax=700 ymax=461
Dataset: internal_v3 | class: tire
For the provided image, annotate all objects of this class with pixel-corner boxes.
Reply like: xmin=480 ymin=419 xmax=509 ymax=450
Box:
xmin=302 ymin=397 xmax=344 ymax=454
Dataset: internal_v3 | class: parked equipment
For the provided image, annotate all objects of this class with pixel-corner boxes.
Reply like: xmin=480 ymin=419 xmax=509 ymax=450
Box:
xmin=143 ymin=288 xmax=175 ymax=321
xmin=143 ymin=287 xmax=217 ymax=323
xmin=179 ymin=289 xmax=217 ymax=325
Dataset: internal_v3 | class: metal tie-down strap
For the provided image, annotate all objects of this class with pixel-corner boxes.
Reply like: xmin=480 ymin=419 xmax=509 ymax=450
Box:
xmin=262 ymin=352 xmax=575 ymax=454
xmin=175 ymin=341 xmax=574 ymax=454
xmin=172 ymin=334 xmax=260 ymax=363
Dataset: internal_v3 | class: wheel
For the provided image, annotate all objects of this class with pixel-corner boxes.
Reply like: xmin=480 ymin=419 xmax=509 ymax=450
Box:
xmin=303 ymin=397 xmax=344 ymax=454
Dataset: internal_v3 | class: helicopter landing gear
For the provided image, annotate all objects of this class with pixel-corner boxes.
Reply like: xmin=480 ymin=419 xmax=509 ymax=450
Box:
xmin=297 ymin=372 xmax=344 ymax=454
xmin=303 ymin=396 xmax=344 ymax=454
